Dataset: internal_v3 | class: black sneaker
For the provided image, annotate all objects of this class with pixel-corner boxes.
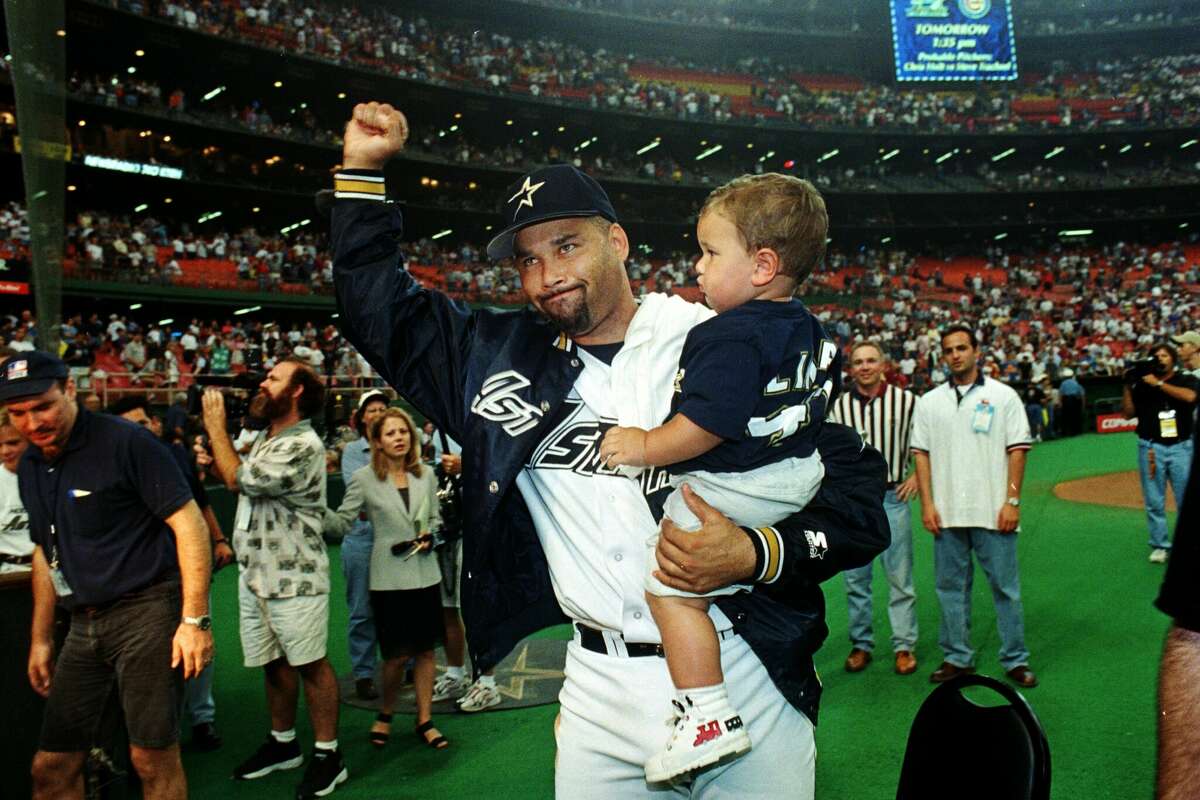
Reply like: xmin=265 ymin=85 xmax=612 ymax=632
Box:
xmin=296 ymin=749 xmax=348 ymax=799
xmin=190 ymin=722 xmax=222 ymax=753
xmin=232 ymin=736 xmax=303 ymax=780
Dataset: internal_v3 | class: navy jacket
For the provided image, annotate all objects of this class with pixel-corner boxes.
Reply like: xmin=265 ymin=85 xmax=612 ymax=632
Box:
xmin=331 ymin=196 xmax=889 ymax=724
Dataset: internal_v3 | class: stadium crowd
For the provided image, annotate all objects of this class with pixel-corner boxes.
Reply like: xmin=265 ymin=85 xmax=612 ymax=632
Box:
xmin=526 ymin=0 xmax=1199 ymax=36
xmin=97 ymin=0 xmax=1200 ymax=133
xmin=60 ymin=70 xmax=1200 ymax=201
xmin=4 ymin=192 xmax=1198 ymax=417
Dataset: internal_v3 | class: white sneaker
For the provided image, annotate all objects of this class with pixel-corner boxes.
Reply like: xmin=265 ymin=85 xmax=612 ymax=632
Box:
xmin=456 ymin=680 xmax=501 ymax=712
xmin=1150 ymin=548 xmax=1169 ymax=564
xmin=644 ymin=697 xmax=752 ymax=784
xmin=432 ymin=673 xmax=471 ymax=702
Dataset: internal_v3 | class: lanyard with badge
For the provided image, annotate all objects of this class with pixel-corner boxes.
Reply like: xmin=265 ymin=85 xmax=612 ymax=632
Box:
xmin=1159 ymin=409 xmax=1179 ymax=439
xmin=958 ymin=384 xmax=995 ymax=434
xmin=40 ymin=464 xmax=74 ymax=598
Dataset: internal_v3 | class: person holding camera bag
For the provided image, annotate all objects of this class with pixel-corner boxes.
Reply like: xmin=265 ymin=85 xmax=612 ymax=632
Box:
xmin=325 ymin=407 xmax=449 ymax=751
xmin=1121 ymin=343 xmax=1199 ymax=563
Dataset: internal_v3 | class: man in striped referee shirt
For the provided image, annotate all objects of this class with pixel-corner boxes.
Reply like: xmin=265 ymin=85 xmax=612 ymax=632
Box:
xmin=829 ymin=341 xmax=920 ymax=676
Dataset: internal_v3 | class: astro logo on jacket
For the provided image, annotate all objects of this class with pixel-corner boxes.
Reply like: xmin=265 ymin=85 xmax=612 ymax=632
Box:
xmin=471 ymin=370 xmax=544 ymax=436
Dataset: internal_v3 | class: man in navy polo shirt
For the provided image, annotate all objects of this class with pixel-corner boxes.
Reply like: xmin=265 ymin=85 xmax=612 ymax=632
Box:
xmin=2 ymin=352 xmax=213 ymax=800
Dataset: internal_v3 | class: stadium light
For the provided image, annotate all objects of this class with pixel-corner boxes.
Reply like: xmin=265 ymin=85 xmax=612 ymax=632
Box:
xmin=135 ymin=50 xmax=145 ymax=57
xmin=280 ymin=219 xmax=312 ymax=235
xmin=1181 ymin=139 xmax=1198 ymax=150
xmin=636 ymin=140 xmax=660 ymax=156
xmin=881 ymin=236 xmax=892 ymax=244
xmin=991 ymin=148 xmax=1015 ymax=162
xmin=273 ymin=81 xmax=283 ymax=88
xmin=56 ymin=29 xmax=65 ymax=37
xmin=1119 ymin=144 xmax=1133 ymax=153
xmin=1058 ymin=229 xmax=1093 ymax=237
xmin=431 ymin=229 xmax=453 ymax=240
xmin=881 ymin=149 xmax=900 ymax=161
xmin=202 ymin=86 xmax=226 ymax=102
xmin=134 ymin=203 xmax=148 ymax=212
xmin=577 ymin=138 xmax=592 ymax=151
xmin=233 ymin=306 xmax=262 ymax=316
xmin=130 ymin=303 xmax=142 ymax=310
xmin=695 ymin=144 xmax=723 ymax=161
xmin=816 ymin=148 xmax=840 ymax=163
xmin=1044 ymin=146 xmax=1065 ymax=160
xmin=449 ymin=124 xmax=459 ymax=132
xmin=994 ymin=232 xmax=1008 ymax=241
xmin=935 ymin=151 xmax=954 ymax=164
xmin=198 ymin=211 xmax=222 ymax=223
xmin=1181 ymin=223 xmax=1190 ymax=229
xmin=127 ymin=66 xmax=137 ymax=74
xmin=338 ymin=92 xmax=346 ymax=99
xmin=531 ymin=130 xmax=539 ymax=137
xmin=159 ymin=319 xmax=174 ymax=326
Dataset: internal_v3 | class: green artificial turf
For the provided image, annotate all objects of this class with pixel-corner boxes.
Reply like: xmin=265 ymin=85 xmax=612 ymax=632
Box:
xmin=187 ymin=431 xmax=1169 ymax=799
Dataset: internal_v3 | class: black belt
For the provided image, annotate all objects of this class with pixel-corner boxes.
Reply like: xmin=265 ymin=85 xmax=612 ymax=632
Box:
xmin=575 ymin=623 xmax=736 ymax=658
xmin=0 ymin=553 xmax=32 ymax=566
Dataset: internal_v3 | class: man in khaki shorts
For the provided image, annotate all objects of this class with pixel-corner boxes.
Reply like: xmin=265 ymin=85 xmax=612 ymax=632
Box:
xmin=201 ymin=359 xmax=347 ymax=799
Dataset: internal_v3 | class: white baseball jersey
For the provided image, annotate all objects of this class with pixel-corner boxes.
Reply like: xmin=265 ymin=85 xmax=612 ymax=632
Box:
xmin=0 ymin=465 xmax=32 ymax=573
xmin=515 ymin=346 xmax=731 ymax=642
xmin=910 ymin=375 xmax=1032 ymax=530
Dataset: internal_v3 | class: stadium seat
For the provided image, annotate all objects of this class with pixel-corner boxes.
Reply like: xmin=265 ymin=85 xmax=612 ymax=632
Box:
xmin=896 ymin=674 xmax=1050 ymax=800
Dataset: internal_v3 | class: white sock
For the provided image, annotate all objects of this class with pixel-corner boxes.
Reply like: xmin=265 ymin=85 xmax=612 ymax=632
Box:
xmin=271 ymin=728 xmax=297 ymax=743
xmin=478 ymin=674 xmax=497 ymax=689
xmin=446 ymin=665 xmax=465 ymax=680
xmin=680 ymin=683 xmax=729 ymax=713
xmin=314 ymin=739 xmax=338 ymax=752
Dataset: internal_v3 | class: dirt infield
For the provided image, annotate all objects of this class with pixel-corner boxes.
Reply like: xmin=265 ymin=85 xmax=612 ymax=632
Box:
xmin=1053 ymin=470 xmax=1177 ymax=511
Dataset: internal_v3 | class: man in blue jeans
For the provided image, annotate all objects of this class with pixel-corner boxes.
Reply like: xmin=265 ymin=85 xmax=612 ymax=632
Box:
xmin=1121 ymin=343 xmax=1198 ymax=564
xmin=829 ymin=342 xmax=920 ymax=676
xmin=341 ymin=390 xmax=390 ymax=699
xmin=911 ymin=326 xmax=1037 ymax=688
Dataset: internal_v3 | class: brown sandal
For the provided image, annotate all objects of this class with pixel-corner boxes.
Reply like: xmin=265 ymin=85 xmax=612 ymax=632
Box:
xmin=369 ymin=712 xmax=392 ymax=748
xmin=415 ymin=720 xmax=449 ymax=750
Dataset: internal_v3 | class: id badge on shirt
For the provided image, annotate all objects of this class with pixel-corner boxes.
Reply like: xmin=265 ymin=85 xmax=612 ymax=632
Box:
xmin=49 ymin=565 xmax=74 ymax=598
xmin=972 ymin=402 xmax=995 ymax=434
xmin=1159 ymin=410 xmax=1179 ymax=439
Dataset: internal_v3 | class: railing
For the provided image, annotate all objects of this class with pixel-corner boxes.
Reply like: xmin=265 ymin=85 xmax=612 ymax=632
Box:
xmin=77 ymin=369 xmax=390 ymax=409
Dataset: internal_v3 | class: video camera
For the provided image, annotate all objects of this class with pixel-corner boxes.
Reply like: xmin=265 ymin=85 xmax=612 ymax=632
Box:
xmin=1123 ymin=358 xmax=1160 ymax=384
xmin=186 ymin=373 xmax=265 ymax=427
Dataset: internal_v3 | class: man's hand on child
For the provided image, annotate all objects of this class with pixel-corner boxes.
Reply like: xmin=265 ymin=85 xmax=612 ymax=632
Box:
xmin=600 ymin=426 xmax=648 ymax=468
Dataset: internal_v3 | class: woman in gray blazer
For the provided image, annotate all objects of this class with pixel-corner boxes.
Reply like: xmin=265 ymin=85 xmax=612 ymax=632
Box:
xmin=328 ymin=408 xmax=448 ymax=750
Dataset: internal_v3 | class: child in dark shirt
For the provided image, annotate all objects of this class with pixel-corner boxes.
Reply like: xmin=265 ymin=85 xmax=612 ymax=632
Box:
xmin=601 ymin=173 xmax=839 ymax=783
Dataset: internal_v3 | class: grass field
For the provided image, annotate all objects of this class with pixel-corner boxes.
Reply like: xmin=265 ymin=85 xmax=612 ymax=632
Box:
xmin=186 ymin=431 xmax=1172 ymax=799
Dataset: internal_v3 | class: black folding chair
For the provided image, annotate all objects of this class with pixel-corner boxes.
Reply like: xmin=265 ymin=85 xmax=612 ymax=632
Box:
xmin=896 ymin=674 xmax=1051 ymax=800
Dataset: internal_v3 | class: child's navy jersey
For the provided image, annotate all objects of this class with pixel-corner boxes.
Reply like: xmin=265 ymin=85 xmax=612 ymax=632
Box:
xmin=670 ymin=299 xmax=841 ymax=474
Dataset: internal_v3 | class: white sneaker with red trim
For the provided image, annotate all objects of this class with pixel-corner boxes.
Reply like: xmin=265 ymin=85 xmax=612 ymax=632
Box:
xmin=643 ymin=697 xmax=752 ymax=784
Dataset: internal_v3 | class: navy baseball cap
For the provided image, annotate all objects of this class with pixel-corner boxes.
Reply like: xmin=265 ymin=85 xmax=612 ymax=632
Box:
xmin=486 ymin=164 xmax=618 ymax=261
xmin=0 ymin=351 xmax=70 ymax=402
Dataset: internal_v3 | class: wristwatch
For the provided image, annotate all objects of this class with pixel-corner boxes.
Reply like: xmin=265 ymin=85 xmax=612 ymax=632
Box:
xmin=183 ymin=615 xmax=212 ymax=631
xmin=1006 ymin=497 xmax=1021 ymax=507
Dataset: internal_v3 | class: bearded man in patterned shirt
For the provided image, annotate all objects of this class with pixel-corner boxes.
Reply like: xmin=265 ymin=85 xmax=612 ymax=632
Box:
xmin=201 ymin=359 xmax=348 ymax=800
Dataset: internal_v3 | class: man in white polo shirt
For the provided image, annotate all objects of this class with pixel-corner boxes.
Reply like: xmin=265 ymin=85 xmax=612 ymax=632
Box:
xmin=911 ymin=324 xmax=1037 ymax=688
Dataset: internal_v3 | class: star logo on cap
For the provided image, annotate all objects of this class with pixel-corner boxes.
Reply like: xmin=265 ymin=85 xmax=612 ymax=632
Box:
xmin=508 ymin=176 xmax=546 ymax=219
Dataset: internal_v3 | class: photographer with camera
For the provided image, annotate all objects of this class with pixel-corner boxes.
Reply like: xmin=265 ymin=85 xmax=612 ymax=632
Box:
xmin=199 ymin=359 xmax=348 ymax=799
xmin=1121 ymin=344 xmax=1199 ymax=563
xmin=325 ymin=408 xmax=449 ymax=751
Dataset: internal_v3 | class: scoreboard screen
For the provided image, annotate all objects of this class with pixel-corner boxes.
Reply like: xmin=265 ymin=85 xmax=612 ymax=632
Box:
xmin=890 ymin=0 xmax=1018 ymax=82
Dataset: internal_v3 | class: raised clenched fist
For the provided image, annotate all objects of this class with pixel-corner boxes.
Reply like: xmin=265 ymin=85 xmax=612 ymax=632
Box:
xmin=342 ymin=102 xmax=409 ymax=171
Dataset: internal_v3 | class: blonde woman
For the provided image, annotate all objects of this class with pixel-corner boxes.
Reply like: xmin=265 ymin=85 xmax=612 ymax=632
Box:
xmin=327 ymin=408 xmax=448 ymax=749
